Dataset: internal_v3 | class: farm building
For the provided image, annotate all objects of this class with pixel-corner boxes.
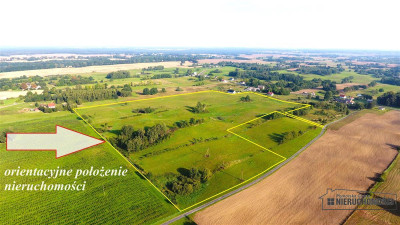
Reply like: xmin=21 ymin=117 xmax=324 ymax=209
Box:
xmin=267 ymin=92 xmax=274 ymax=96
xmin=48 ymin=103 xmax=56 ymax=109
xmin=20 ymin=82 xmax=41 ymax=91
xmin=244 ymin=87 xmax=260 ymax=92
xmin=227 ymin=90 xmax=236 ymax=94
xmin=336 ymin=95 xmax=354 ymax=104
xmin=301 ymin=91 xmax=315 ymax=96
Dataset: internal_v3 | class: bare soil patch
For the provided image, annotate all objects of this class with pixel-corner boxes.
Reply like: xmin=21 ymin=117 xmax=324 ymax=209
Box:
xmin=291 ymin=88 xmax=322 ymax=94
xmin=198 ymin=59 xmax=270 ymax=64
xmin=0 ymin=90 xmax=43 ymax=99
xmin=0 ymin=61 xmax=187 ymax=78
xmin=336 ymin=83 xmax=365 ymax=91
xmin=195 ymin=111 xmax=400 ymax=225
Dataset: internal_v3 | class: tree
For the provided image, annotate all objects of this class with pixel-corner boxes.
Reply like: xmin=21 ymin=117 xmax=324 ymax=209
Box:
xmin=240 ymin=95 xmax=251 ymax=102
xmin=176 ymin=87 xmax=183 ymax=91
xmin=20 ymin=83 xmax=28 ymax=90
xmin=143 ymin=88 xmax=150 ymax=95
xmin=161 ymin=88 xmax=166 ymax=93
xmin=193 ymin=102 xmax=207 ymax=113
xmin=149 ymin=88 xmax=158 ymax=95
xmin=324 ymin=91 xmax=332 ymax=101
xmin=369 ymin=81 xmax=377 ymax=87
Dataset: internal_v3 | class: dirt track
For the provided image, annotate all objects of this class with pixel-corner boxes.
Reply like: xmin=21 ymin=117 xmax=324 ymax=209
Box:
xmin=195 ymin=111 xmax=400 ymax=225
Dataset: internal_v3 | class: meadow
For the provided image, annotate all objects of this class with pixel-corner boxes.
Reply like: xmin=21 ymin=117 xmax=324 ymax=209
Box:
xmin=77 ymin=91 xmax=322 ymax=208
xmin=0 ymin=110 xmax=177 ymax=224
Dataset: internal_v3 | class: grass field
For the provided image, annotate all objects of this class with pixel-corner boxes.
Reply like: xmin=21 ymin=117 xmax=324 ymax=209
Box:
xmin=76 ymin=91 xmax=322 ymax=209
xmin=0 ymin=111 xmax=177 ymax=224
xmin=231 ymin=115 xmax=322 ymax=158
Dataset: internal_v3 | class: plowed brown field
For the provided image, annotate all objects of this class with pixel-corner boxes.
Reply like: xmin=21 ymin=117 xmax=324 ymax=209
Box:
xmin=195 ymin=111 xmax=400 ymax=225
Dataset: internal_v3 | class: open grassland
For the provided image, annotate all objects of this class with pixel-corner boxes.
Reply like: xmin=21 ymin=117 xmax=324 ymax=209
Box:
xmin=0 ymin=90 xmax=43 ymax=99
xmin=76 ymin=91 xmax=320 ymax=209
xmin=0 ymin=61 xmax=189 ymax=78
xmin=194 ymin=111 xmax=400 ymax=225
xmin=299 ymin=71 xmax=378 ymax=83
xmin=231 ymin=116 xmax=322 ymax=158
xmin=345 ymin=153 xmax=400 ymax=225
xmin=343 ymin=83 xmax=400 ymax=98
xmin=0 ymin=111 xmax=176 ymax=224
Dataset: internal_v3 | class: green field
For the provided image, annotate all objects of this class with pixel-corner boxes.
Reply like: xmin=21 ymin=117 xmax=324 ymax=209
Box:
xmin=77 ymin=91 xmax=322 ymax=209
xmin=231 ymin=115 xmax=322 ymax=158
xmin=0 ymin=111 xmax=176 ymax=224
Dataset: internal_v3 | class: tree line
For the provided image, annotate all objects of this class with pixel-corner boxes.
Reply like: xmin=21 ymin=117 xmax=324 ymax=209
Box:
xmin=106 ymin=70 xmax=130 ymax=79
xmin=24 ymin=86 xmax=120 ymax=104
xmin=377 ymin=91 xmax=400 ymax=107
xmin=0 ymin=54 xmax=204 ymax=73
xmin=114 ymin=124 xmax=171 ymax=154
xmin=298 ymin=65 xmax=344 ymax=76
xmin=53 ymin=75 xmax=95 ymax=86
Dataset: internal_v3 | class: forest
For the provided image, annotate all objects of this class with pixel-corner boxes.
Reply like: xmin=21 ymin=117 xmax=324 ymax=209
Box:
xmin=114 ymin=124 xmax=171 ymax=154
xmin=377 ymin=91 xmax=400 ymax=107
xmin=24 ymin=86 xmax=120 ymax=104
xmin=297 ymin=65 xmax=344 ymax=75
xmin=0 ymin=54 xmax=204 ymax=72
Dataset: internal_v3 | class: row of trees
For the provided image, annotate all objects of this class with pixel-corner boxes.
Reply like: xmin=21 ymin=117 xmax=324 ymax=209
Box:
xmin=114 ymin=124 xmax=171 ymax=154
xmin=151 ymin=74 xmax=172 ymax=79
xmin=54 ymin=75 xmax=95 ymax=86
xmin=24 ymin=86 xmax=120 ymax=104
xmin=143 ymin=87 xmax=165 ymax=95
xmin=106 ymin=70 xmax=130 ymax=79
xmin=175 ymin=118 xmax=205 ymax=128
xmin=132 ymin=107 xmax=156 ymax=114
xmin=342 ymin=84 xmax=368 ymax=92
xmin=142 ymin=65 xmax=164 ymax=71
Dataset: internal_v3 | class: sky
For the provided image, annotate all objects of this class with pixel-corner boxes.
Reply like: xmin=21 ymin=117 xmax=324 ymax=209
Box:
xmin=1 ymin=0 xmax=399 ymax=50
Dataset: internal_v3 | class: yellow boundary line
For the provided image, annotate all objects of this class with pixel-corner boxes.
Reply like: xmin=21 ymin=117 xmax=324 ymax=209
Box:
xmin=74 ymin=90 xmax=323 ymax=212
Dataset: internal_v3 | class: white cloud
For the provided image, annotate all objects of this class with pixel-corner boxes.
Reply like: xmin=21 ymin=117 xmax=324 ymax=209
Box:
xmin=0 ymin=0 xmax=399 ymax=50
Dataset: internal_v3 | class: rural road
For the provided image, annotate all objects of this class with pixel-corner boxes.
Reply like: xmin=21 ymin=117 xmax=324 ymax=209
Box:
xmin=162 ymin=113 xmax=354 ymax=224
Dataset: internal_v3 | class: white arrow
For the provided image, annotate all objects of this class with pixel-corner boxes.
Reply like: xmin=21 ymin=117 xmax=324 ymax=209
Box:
xmin=6 ymin=125 xmax=105 ymax=159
